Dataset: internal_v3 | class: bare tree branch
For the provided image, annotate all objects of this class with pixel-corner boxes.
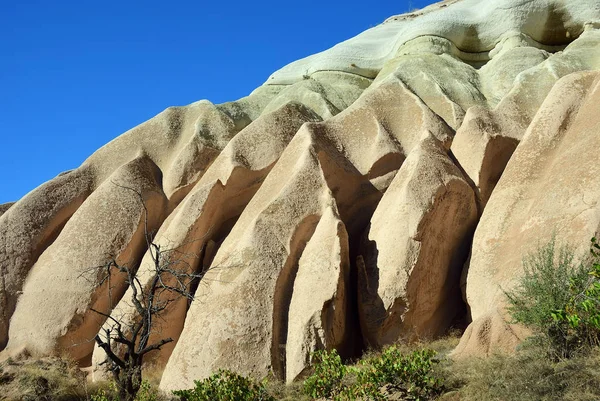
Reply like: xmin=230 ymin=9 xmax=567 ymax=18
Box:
xmin=83 ymin=183 xmax=212 ymax=401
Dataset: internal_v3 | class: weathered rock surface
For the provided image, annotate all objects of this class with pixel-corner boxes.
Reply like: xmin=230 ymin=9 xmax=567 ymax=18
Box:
xmin=0 ymin=169 xmax=95 ymax=350
xmin=6 ymin=157 xmax=167 ymax=363
xmin=451 ymin=107 xmax=519 ymax=207
xmin=1 ymin=0 xmax=600 ymax=391
xmin=358 ymin=137 xmax=477 ymax=348
xmin=284 ymin=207 xmax=350 ymax=383
xmin=0 ymin=203 xmax=13 ymax=218
xmin=455 ymin=71 xmax=600 ymax=357
xmin=91 ymin=102 xmax=321 ymax=378
xmin=159 ymin=66 xmax=457 ymax=388
xmin=160 ymin=127 xmax=341 ymax=389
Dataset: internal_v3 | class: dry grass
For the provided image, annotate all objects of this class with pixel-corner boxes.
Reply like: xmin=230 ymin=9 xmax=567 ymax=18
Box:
xmin=0 ymin=355 xmax=90 ymax=401
xmin=352 ymin=331 xmax=462 ymax=363
xmin=0 ymin=356 xmax=173 ymax=401
xmin=439 ymin=344 xmax=600 ymax=401
xmin=264 ymin=380 xmax=311 ymax=401
xmin=141 ymin=362 xmax=168 ymax=388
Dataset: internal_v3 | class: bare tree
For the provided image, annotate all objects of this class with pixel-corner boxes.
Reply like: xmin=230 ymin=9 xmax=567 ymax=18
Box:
xmin=89 ymin=186 xmax=206 ymax=401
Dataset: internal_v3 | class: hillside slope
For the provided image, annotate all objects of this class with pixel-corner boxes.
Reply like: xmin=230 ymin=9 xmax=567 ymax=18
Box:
xmin=1 ymin=0 xmax=599 ymax=391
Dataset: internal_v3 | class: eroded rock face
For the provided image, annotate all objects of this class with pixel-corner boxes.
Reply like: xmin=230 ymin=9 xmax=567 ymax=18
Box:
xmin=358 ymin=137 xmax=477 ymax=348
xmin=285 ymin=207 xmax=350 ymax=383
xmin=6 ymin=157 xmax=168 ymax=363
xmin=91 ymin=102 xmax=321 ymax=378
xmin=1 ymin=0 xmax=600 ymax=390
xmin=0 ymin=203 xmax=13 ymax=218
xmin=451 ymin=107 xmax=519 ymax=208
xmin=160 ymin=128 xmax=339 ymax=388
xmin=455 ymin=71 xmax=600 ymax=357
xmin=0 ymin=169 xmax=95 ymax=350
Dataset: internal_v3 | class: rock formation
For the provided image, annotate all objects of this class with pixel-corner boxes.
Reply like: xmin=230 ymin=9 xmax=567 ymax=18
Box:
xmin=1 ymin=0 xmax=600 ymax=391
xmin=0 ymin=203 xmax=13 ymax=218
xmin=358 ymin=137 xmax=477 ymax=348
xmin=455 ymin=71 xmax=600 ymax=357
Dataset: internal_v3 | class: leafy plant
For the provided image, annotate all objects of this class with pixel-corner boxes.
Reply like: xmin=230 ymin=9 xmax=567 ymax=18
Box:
xmin=302 ymin=347 xmax=442 ymax=400
xmin=135 ymin=380 xmax=162 ymax=401
xmin=302 ymin=349 xmax=348 ymax=400
xmin=354 ymin=347 xmax=443 ymax=400
xmin=173 ymin=369 xmax=274 ymax=401
xmin=91 ymin=382 xmax=117 ymax=401
xmin=505 ymin=238 xmax=600 ymax=358
xmin=549 ymin=238 xmax=600 ymax=352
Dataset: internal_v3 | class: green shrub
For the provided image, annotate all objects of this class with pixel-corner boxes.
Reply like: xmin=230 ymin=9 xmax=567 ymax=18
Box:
xmin=303 ymin=347 xmax=442 ymax=400
xmin=172 ymin=369 xmax=274 ymax=401
xmin=504 ymin=238 xmax=592 ymax=357
xmin=549 ymin=237 xmax=600 ymax=352
xmin=135 ymin=380 xmax=162 ymax=401
xmin=302 ymin=349 xmax=348 ymax=400
xmin=90 ymin=385 xmax=114 ymax=401
xmin=354 ymin=347 xmax=443 ymax=400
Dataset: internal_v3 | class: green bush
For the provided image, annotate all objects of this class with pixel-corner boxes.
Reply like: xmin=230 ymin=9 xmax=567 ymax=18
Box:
xmin=303 ymin=347 xmax=442 ymax=400
xmin=172 ymin=369 xmax=274 ymax=401
xmin=505 ymin=238 xmax=600 ymax=358
xmin=90 ymin=384 xmax=114 ymax=401
xmin=302 ymin=349 xmax=348 ymax=400
xmin=550 ymin=238 xmax=600 ymax=351
xmin=135 ymin=380 xmax=162 ymax=401
xmin=354 ymin=347 xmax=443 ymax=400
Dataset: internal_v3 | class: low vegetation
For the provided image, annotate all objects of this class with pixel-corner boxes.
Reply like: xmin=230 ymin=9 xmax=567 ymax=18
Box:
xmin=0 ymin=356 xmax=86 ymax=401
xmin=443 ymin=236 xmax=600 ymax=401
xmin=441 ymin=345 xmax=600 ymax=401
xmin=504 ymin=237 xmax=600 ymax=358
xmin=173 ymin=370 xmax=274 ymax=401
xmin=301 ymin=347 xmax=443 ymax=400
xmin=3 ymin=238 xmax=600 ymax=400
xmin=0 ymin=355 xmax=168 ymax=401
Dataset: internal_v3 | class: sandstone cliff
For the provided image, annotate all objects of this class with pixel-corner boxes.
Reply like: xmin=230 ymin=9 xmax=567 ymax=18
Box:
xmin=1 ymin=0 xmax=600 ymax=390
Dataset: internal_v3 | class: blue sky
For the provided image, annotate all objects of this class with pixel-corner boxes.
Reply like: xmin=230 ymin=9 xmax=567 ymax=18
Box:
xmin=0 ymin=0 xmax=434 ymax=204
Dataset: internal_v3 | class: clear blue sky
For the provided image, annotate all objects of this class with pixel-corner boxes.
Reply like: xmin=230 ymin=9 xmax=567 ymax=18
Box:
xmin=0 ymin=0 xmax=434 ymax=204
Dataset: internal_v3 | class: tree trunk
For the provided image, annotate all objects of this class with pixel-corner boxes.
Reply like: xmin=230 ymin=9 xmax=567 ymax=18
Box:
xmin=117 ymin=365 xmax=142 ymax=401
